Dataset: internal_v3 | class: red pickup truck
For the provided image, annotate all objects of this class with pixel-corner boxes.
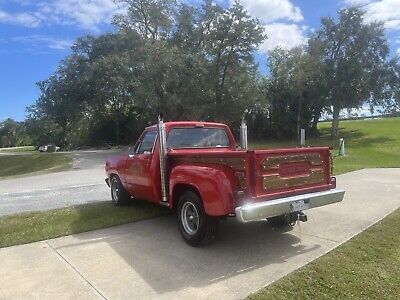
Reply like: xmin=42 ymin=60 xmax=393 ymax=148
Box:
xmin=105 ymin=118 xmax=344 ymax=246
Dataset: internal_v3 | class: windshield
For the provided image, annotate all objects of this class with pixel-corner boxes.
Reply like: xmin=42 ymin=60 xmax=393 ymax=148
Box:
xmin=167 ymin=127 xmax=230 ymax=149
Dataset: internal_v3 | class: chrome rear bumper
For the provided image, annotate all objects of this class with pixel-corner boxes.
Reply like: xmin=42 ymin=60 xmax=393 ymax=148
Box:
xmin=235 ymin=188 xmax=345 ymax=223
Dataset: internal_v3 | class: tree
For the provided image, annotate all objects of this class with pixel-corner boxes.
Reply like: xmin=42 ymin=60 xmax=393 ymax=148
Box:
xmin=113 ymin=0 xmax=175 ymax=40
xmin=264 ymin=45 xmax=327 ymax=139
xmin=266 ymin=47 xmax=301 ymax=138
xmin=372 ymin=57 xmax=400 ymax=115
xmin=0 ymin=119 xmax=31 ymax=148
xmin=200 ymin=1 xmax=265 ymax=122
xmin=25 ymin=0 xmax=302 ymax=145
xmin=315 ymin=7 xmax=389 ymax=137
xmin=29 ymin=54 xmax=89 ymax=147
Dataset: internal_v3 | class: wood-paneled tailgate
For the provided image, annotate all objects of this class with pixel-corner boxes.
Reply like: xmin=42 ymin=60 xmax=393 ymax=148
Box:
xmin=253 ymin=149 xmax=331 ymax=197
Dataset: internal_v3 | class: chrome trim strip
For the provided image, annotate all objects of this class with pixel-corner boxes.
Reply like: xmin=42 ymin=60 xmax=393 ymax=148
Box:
xmin=235 ymin=188 xmax=345 ymax=223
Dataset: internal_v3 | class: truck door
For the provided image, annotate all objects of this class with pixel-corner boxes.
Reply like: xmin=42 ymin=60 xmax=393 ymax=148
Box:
xmin=125 ymin=130 xmax=157 ymax=201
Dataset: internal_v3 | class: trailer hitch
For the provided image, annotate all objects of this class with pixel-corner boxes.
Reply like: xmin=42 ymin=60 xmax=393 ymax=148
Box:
xmin=297 ymin=211 xmax=308 ymax=222
xmin=289 ymin=211 xmax=308 ymax=226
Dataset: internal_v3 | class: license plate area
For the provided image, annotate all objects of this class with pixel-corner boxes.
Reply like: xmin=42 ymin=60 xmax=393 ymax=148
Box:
xmin=290 ymin=199 xmax=310 ymax=212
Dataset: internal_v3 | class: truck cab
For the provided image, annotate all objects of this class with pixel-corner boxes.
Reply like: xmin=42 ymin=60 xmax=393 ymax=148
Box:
xmin=105 ymin=119 xmax=344 ymax=246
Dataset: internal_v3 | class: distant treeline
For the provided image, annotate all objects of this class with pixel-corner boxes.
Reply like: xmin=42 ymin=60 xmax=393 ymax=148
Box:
xmin=4 ymin=1 xmax=400 ymax=148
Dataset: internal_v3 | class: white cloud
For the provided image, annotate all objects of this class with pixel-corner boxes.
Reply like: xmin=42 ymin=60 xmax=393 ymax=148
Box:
xmin=259 ymin=23 xmax=306 ymax=52
xmin=12 ymin=35 xmax=73 ymax=50
xmin=362 ymin=0 xmax=400 ymax=30
xmin=0 ymin=0 xmax=126 ymax=30
xmin=397 ymin=48 xmax=400 ymax=55
xmin=39 ymin=0 xmax=127 ymax=30
xmin=236 ymin=0 xmax=303 ymax=23
xmin=232 ymin=0 xmax=305 ymax=53
xmin=344 ymin=0 xmax=374 ymax=5
xmin=0 ymin=9 xmax=41 ymax=27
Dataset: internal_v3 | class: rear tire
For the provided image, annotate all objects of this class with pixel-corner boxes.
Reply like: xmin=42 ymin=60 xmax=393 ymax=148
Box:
xmin=177 ymin=191 xmax=218 ymax=246
xmin=110 ymin=175 xmax=130 ymax=205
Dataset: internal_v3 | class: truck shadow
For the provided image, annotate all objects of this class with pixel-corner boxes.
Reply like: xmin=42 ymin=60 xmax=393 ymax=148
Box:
xmin=57 ymin=213 xmax=321 ymax=295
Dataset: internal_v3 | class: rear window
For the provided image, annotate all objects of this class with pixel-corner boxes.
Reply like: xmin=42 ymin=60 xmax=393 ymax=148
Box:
xmin=167 ymin=127 xmax=230 ymax=149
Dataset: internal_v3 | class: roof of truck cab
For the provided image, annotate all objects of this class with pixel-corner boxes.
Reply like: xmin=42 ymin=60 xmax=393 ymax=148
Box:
xmin=145 ymin=121 xmax=229 ymax=130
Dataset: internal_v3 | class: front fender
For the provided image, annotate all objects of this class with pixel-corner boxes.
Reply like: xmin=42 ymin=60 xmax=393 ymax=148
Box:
xmin=105 ymin=155 xmax=127 ymax=187
xmin=169 ymin=165 xmax=235 ymax=216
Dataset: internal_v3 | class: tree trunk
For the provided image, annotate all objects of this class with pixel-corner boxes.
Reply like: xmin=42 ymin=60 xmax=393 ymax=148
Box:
xmin=297 ymin=96 xmax=302 ymax=140
xmin=115 ymin=113 xmax=119 ymax=146
xmin=60 ymin=118 xmax=68 ymax=148
xmin=310 ymin=107 xmax=322 ymax=137
xmin=215 ymin=82 xmax=222 ymax=120
xmin=331 ymin=105 xmax=341 ymax=138
xmin=114 ymin=97 xmax=120 ymax=146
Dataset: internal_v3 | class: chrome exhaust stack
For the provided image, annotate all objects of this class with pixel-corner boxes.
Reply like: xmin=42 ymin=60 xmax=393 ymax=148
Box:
xmin=240 ymin=119 xmax=248 ymax=150
xmin=157 ymin=115 xmax=168 ymax=204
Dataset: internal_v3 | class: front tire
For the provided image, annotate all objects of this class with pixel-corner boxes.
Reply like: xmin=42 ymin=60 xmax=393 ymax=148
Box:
xmin=110 ymin=175 xmax=130 ymax=205
xmin=177 ymin=191 xmax=218 ymax=246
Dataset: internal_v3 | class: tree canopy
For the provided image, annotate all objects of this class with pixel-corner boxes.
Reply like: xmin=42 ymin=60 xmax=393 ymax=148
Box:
xmin=314 ymin=7 xmax=390 ymax=137
xmin=14 ymin=3 xmax=400 ymax=148
xmin=0 ymin=119 xmax=31 ymax=148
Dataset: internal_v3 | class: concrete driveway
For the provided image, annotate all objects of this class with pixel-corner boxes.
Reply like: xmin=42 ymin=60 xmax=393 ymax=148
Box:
xmin=1 ymin=168 xmax=400 ymax=299
xmin=0 ymin=150 xmax=122 ymax=216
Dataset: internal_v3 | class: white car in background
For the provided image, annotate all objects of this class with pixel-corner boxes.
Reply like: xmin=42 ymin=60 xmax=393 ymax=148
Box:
xmin=38 ymin=144 xmax=60 ymax=152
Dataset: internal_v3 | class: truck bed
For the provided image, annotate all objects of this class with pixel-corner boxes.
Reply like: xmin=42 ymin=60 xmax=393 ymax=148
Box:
xmin=168 ymin=146 xmax=334 ymax=206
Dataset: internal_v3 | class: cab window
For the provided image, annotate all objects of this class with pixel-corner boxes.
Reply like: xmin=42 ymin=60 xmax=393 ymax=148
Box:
xmin=167 ymin=127 xmax=230 ymax=149
xmin=135 ymin=131 xmax=157 ymax=154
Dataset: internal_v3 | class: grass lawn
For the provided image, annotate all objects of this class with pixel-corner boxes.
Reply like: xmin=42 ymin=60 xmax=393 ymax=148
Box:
xmin=251 ymin=117 xmax=400 ymax=174
xmin=0 ymin=152 xmax=72 ymax=178
xmin=0 ymin=117 xmax=399 ymax=298
xmin=249 ymin=208 xmax=400 ymax=300
xmin=0 ymin=201 xmax=170 ymax=248
xmin=248 ymin=117 xmax=400 ymax=299
xmin=0 ymin=146 xmax=35 ymax=152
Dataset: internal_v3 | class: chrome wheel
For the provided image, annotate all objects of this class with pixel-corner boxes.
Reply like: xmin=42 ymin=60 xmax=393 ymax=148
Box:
xmin=181 ymin=201 xmax=199 ymax=235
xmin=177 ymin=191 xmax=219 ymax=246
xmin=111 ymin=177 xmax=120 ymax=202
xmin=109 ymin=175 xmax=130 ymax=205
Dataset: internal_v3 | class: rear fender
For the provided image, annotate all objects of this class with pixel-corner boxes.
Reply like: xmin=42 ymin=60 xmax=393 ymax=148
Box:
xmin=169 ymin=165 xmax=235 ymax=216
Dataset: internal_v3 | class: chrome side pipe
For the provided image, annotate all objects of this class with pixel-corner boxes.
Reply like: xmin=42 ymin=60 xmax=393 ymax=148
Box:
xmin=240 ymin=119 xmax=248 ymax=150
xmin=157 ymin=115 xmax=168 ymax=204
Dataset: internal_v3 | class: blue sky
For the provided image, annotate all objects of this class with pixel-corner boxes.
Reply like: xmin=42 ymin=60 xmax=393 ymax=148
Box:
xmin=1 ymin=0 xmax=400 ymax=121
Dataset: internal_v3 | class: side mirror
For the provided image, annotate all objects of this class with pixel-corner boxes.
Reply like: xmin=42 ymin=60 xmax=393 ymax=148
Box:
xmin=128 ymin=146 xmax=135 ymax=158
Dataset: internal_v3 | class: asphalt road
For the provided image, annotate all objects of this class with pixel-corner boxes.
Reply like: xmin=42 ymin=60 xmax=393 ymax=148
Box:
xmin=1 ymin=168 xmax=399 ymax=299
xmin=0 ymin=150 xmax=123 ymax=216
